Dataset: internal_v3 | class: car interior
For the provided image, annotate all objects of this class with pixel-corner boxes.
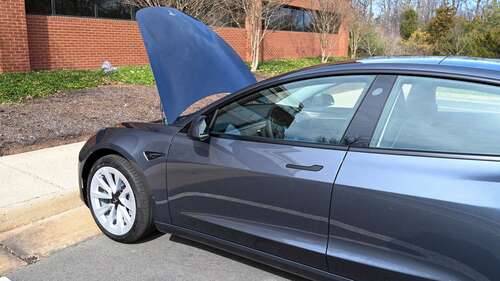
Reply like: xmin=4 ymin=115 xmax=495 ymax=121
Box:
xmin=373 ymin=77 xmax=500 ymax=155
xmin=211 ymin=78 xmax=372 ymax=145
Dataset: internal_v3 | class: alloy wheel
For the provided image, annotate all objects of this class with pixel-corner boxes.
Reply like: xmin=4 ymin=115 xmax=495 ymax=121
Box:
xmin=90 ymin=166 xmax=136 ymax=236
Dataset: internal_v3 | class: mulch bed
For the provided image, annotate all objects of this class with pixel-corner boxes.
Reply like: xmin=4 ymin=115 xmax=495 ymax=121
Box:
xmin=0 ymin=85 xmax=164 ymax=156
xmin=0 ymin=74 xmax=269 ymax=156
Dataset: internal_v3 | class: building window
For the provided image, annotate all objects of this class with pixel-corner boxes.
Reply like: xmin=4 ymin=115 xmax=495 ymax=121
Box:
xmin=55 ymin=0 xmax=95 ymax=17
xmin=269 ymin=6 xmax=317 ymax=33
xmin=269 ymin=6 xmax=339 ymax=34
xmin=303 ymin=10 xmax=313 ymax=32
xmin=292 ymin=8 xmax=305 ymax=31
xmin=26 ymin=0 xmax=52 ymax=15
xmin=26 ymin=0 xmax=134 ymax=20
xmin=97 ymin=0 xmax=132 ymax=19
xmin=269 ymin=6 xmax=292 ymax=31
xmin=214 ymin=9 xmax=246 ymax=28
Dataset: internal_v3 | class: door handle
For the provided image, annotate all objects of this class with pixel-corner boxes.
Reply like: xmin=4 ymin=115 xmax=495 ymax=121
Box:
xmin=285 ymin=164 xmax=324 ymax=172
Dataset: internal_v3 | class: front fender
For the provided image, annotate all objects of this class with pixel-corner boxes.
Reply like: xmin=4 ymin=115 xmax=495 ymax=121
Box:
xmin=79 ymin=124 xmax=180 ymax=225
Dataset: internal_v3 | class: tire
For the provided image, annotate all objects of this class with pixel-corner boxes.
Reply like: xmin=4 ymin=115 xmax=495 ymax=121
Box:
xmin=87 ymin=154 xmax=154 ymax=243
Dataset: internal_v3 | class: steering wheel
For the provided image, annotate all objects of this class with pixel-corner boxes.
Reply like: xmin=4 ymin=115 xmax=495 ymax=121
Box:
xmin=265 ymin=119 xmax=274 ymax=138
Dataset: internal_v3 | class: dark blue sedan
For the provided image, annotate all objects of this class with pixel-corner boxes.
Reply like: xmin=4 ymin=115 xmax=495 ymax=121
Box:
xmin=78 ymin=7 xmax=500 ymax=281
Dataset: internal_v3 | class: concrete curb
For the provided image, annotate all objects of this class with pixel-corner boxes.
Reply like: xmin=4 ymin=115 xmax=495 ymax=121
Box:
xmin=0 ymin=141 xmax=96 ymax=275
xmin=0 ymin=191 xmax=82 ymax=234
xmin=0 ymin=206 xmax=100 ymax=275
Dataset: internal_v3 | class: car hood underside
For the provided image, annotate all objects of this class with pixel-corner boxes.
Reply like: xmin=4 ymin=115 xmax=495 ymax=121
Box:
xmin=136 ymin=7 xmax=257 ymax=123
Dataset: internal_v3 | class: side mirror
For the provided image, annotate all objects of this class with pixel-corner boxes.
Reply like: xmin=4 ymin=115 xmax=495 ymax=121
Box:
xmin=188 ymin=115 xmax=209 ymax=141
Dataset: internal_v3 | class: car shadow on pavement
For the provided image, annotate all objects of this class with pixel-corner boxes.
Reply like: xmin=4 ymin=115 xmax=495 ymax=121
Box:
xmin=132 ymin=231 xmax=166 ymax=244
xmin=169 ymin=235 xmax=308 ymax=281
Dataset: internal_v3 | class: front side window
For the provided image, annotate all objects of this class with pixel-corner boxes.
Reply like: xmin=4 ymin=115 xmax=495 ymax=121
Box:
xmin=371 ymin=76 xmax=500 ymax=155
xmin=211 ymin=75 xmax=375 ymax=145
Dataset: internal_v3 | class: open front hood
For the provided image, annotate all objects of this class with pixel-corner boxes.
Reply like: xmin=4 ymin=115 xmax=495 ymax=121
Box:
xmin=136 ymin=7 xmax=257 ymax=123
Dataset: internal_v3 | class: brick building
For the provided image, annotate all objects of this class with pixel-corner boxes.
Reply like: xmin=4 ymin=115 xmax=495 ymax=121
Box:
xmin=0 ymin=0 xmax=348 ymax=73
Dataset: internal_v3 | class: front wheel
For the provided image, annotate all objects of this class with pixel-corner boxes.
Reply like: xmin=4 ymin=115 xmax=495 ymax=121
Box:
xmin=87 ymin=155 xmax=154 ymax=243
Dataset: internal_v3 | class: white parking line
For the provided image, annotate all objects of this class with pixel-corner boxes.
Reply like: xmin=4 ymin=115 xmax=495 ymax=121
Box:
xmin=0 ymin=277 xmax=12 ymax=281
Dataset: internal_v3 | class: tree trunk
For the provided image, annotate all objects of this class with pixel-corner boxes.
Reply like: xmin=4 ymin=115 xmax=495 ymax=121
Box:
xmin=350 ymin=42 xmax=358 ymax=59
xmin=349 ymin=31 xmax=359 ymax=59
xmin=475 ymin=0 xmax=482 ymax=17
xmin=321 ymin=51 xmax=328 ymax=63
xmin=250 ymin=28 xmax=261 ymax=72
xmin=320 ymin=32 xmax=330 ymax=63
xmin=251 ymin=42 xmax=260 ymax=72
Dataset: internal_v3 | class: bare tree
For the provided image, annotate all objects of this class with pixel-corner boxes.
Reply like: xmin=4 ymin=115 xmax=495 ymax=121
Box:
xmin=359 ymin=27 xmax=379 ymax=56
xmin=122 ymin=0 xmax=225 ymax=25
xmin=349 ymin=0 xmax=371 ymax=59
xmin=349 ymin=15 xmax=362 ymax=59
xmin=475 ymin=0 xmax=482 ymax=16
xmin=311 ymin=0 xmax=351 ymax=63
xmin=221 ymin=0 xmax=289 ymax=72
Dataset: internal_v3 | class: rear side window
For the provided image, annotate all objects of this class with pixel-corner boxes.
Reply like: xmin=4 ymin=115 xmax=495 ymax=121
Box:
xmin=211 ymin=75 xmax=375 ymax=145
xmin=371 ymin=76 xmax=500 ymax=155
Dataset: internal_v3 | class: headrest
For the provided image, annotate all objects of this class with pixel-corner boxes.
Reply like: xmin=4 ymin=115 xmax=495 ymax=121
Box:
xmin=311 ymin=94 xmax=335 ymax=107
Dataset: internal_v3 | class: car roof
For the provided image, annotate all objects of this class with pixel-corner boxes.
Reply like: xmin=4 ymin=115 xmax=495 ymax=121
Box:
xmin=278 ymin=56 xmax=500 ymax=83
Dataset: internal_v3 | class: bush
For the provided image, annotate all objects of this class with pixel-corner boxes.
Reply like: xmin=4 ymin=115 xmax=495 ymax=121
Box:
xmin=465 ymin=5 xmax=500 ymax=58
xmin=358 ymin=24 xmax=387 ymax=57
xmin=401 ymin=29 xmax=433 ymax=55
xmin=400 ymin=8 xmax=419 ymax=40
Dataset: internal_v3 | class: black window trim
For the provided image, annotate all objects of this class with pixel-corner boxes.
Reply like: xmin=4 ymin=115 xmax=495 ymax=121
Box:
xmin=210 ymin=132 xmax=349 ymax=151
xmin=341 ymin=74 xmax=397 ymax=147
xmin=349 ymin=146 xmax=500 ymax=162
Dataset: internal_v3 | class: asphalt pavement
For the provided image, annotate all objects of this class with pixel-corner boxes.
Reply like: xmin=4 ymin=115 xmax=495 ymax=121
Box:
xmin=7 ymin=233 xmax=306 ymax=281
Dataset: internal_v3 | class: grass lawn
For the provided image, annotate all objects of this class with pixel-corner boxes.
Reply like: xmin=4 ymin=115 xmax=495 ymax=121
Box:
xmin=0 ymin=66 xmax=154 ymax=103
xmin=256 ymin=57 xmax=346 ymax=76
xmin=0 ymin=57 xmax=345 ymax=104
xmin=0 ymin=70 xmax=104 ymax=103
xmin=106 ymin=65 xmax=155 ymax=86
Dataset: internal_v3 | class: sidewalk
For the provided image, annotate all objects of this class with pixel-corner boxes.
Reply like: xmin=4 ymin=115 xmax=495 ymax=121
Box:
xmin=0 ymin=142 xmax=85 ymax=232
xmin=0 ymin=142 xmax=101 ymax=275
xmin=0 ymin=141 xmax=84 ymax=207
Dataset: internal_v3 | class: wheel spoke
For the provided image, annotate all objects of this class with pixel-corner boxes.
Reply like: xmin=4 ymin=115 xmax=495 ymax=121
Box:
xmin=121 ymin=184 xmax=132 ymax=196
xmin=104 ymin=170 xmax=117 ymax=194
xmin=119 ymin=205 xmax=133 ymax=225
xmin=101 ymin=212 xmax=113 ymax=229
xmin=94 ymin=203 xmax=113 ymax=217
xmin=115 ymin=176 xmax=123 ymax=191
xmin=91 ymin=189 xmax=112 ymax=200
xmin=97 ymin=177 xmax=112 ymax=195
xmin=116 ymin=206 xmax=125 ymax=231
xmin=119 ymin=194 xmax=134 ymax=210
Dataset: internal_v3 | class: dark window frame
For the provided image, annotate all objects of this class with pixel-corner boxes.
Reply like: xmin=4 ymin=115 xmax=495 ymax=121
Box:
xmin=268 ymin=5 xmax=338 ymax=34
xmin=270 ymin=5 xmax=310 ymax=33
xmin=26 ymin=0 xmax=135 ymax=21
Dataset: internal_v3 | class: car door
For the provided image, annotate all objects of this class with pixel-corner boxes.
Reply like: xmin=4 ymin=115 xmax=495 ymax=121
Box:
xmin=328 ymin=75 xmax=500 ymax=281
xmin=166 ymin=74 xmax=377 ymax=270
